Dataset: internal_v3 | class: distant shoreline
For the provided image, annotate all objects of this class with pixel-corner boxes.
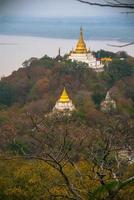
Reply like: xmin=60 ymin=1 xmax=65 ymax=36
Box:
xmin=0 ymin=35 xmax=134 ymax=77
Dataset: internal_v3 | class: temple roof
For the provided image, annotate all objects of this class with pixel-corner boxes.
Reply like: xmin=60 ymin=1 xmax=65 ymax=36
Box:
xmin=59 ymin=87 xmax=70 ymax=103
xmin=74 ymin=27 xmax=88 ymax=54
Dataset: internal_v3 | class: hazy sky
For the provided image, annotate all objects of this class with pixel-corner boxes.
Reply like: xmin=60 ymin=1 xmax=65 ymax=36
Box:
xmin=0 ymin=0 xmax=130 ymax=17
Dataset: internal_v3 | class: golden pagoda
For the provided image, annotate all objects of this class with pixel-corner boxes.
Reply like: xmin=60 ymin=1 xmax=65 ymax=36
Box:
xmin=53 ymin=87 xmax=75 ymax=113
xmin=68 ymin=27 xmax=104 ymax=72
xmin=74 ymin=27 xmax=88 ymax=54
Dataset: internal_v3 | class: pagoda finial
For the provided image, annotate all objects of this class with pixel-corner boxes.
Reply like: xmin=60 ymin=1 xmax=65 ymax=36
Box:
xmin=80 ymin=26 xmax=84 ymax=40
xmin=58 ymin=48 xmax=61 ymax=56
xmin=80 ymin=26 xmax=83 ymax=35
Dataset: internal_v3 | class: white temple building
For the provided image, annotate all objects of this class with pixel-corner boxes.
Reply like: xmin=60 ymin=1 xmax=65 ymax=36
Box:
xmin=68 ymin=27 xmax=104 ymax=72
xmin=101 ymin=91 xmax=116 ymax=113
xmin=52 ymin=87 xmax=76 ymax=114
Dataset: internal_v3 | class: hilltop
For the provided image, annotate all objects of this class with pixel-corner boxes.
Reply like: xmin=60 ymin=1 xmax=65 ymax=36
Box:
xmin=0 ymin=50 xmax=134 ymax=116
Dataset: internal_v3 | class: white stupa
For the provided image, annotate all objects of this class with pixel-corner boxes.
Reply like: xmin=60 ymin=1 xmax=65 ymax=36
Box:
xmin=101 ymin=91 xmax=116 ymax=113
xmin=68 ymin=27 xmax=104 ymax=72
xmin=53 ymin=87 xmax=76 ymax=113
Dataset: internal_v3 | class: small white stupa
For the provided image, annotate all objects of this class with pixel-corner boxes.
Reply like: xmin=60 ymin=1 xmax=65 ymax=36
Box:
xmin=53 ymin=87 xmax=76 ymax=114
xmin=68 ymin=27 xmax=104 ymax=72
xmin=101 ymin=91 xmax=116 ymax=113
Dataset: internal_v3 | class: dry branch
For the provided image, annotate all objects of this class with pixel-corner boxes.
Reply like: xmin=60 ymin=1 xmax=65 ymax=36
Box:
xmin=77 ymin=0 xmax=134 ymax=9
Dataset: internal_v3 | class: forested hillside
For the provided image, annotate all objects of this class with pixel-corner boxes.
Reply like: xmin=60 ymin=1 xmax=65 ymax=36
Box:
xmin=0 ymin=50 xmax=134 ymax=200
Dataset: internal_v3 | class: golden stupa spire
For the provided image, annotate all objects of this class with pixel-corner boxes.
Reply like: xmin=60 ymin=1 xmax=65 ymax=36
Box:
xmin=75 ymin=26 xmax=87 ymax=54
xmin=59 ymin=87 xmax=70 ymax=103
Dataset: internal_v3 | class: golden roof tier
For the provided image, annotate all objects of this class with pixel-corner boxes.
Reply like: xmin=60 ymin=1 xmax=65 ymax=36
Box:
xmin=74 ymin=27 xmax=88 ymax=54
xmin=59 ymin=87 xmax=70 ymax=103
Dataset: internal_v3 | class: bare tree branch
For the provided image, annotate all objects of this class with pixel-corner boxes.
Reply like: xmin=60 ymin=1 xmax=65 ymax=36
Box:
xmin=107 ymin=42 xmax=134 ymax=47
xmin=76 ymin=0 xmax=134 ymax=9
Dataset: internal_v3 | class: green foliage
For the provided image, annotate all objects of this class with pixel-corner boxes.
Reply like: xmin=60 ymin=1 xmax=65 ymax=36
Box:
xmin=0 ymin=115 xmax=8 ymax=125
xmin=38 ymin=55 xmax=55 ymax=68
xmin=88 ymin=181 xmax=120 ymax=200
xmin=8 ymin=141 xmax=29 ymax=155
xmin=92 ymin=92 xmax=105 ymax=108
xmin=0 ymin=81 xmax=16 ymax=106
xmin=93 ymin=49 xmax=115 ymax=59
xmin=104 ymin=59 xmax=133 ymax=86
xmin=72 ymin=110 xmax=86 ymax=121
xmin=59 ymin=60 xmax=88 ymax=75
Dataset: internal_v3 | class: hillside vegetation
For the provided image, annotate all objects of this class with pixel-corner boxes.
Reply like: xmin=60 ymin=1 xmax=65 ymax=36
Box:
xmin=0 ymin=50 xmax=134 ymax=200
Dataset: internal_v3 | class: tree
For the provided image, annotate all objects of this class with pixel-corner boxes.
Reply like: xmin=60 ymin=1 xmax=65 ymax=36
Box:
xmin=77 ymin=0 xmax=134 ymax=9
xmin=104 ymin=59 xmax=133 ymax=86
xmin=1 ymin=113 xmax=133 ymax=200
xmin=0 ymin=81 xmax=16 ymax=106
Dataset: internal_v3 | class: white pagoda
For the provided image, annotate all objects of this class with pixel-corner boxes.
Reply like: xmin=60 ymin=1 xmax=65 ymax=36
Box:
xmin=101 ymin=91 xmax=116 ymax=113
xmin=53 ymin=87 xmax=76 ymax=114
xmin=68 ymin=27 xmax=104 ymax=72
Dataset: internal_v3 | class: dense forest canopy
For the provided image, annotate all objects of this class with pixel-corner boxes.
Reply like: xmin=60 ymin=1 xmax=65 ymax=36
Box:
xmin=0 ymin=50 xmax=134 ymax=200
